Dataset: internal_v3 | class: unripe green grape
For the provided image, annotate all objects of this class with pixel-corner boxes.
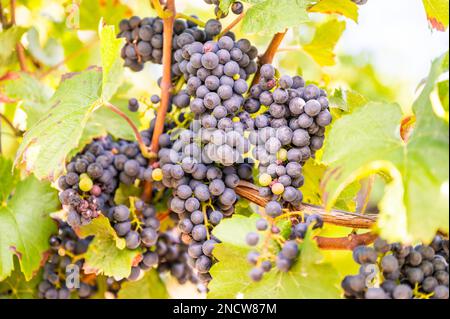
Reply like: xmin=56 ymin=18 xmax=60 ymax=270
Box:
xmin=259 ymin=173 xmax=272 ymax=187
xmin=79 ymin=174 xmax=93 ymax=192
xmin=151 ymin=168 xmax=163 ymax=181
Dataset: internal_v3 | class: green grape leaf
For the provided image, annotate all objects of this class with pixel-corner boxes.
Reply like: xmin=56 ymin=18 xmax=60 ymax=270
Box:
xmin=0 ymin=156 xmax=19 ymax=203
xmin=0 ymin=27 xmax=27 ymax=68
xmin=118 ymin=269 xmax=169 ymax=299
xmin=234 ymin=199 xmax=257 ymax=217
xmin=308 ymin=0 xmax=358 ymax=23
xmin=303 ymin=19 xmax=346 ymax=67
xmin=89 ymin=96 xmax=141 ymax=141
xmin=219 ymin=0 xmax=234 ymax=12
xmin=437 ymin=80 xmax=449 ymax=112
xmin=14 ymin=23 xmax=126 ymax=180
xmin=322 ymin=53 xmax=449 ymax=242
xmin=114 ymin=183 xmax=142 ymax=206
xmin=15 ymin=68 xmax=102 ymax=180
xmin=1 ymin=72 xmax=54 ymax=127
xmin=67 ymin=95 xmax=141 ymax=159
xmin=422 ymin=0 xmax=449 ymax=31
xmin=0 ymin=258 xmax=41 ymax=299
xmin=302 ymin=160 xmax=359 ymax=211
xmin=329 ymin=88 xmax=369 ymax=113
xmin=208 ymin=214 xmax=341 ymax=298
xmin=79 ymin=0 xmax=131 ymax=30
xmin=78 ymin=215 xmax=141 ymax=280
xmin=0 ymin=176 xmax=59 ymax=281
xmin=242 ymin=0 xmax=310 ymax=34
xmin=99 ymin=24 xmax=124 ymax=101
xmin=26 ymin=27 xmax=64 ymax=67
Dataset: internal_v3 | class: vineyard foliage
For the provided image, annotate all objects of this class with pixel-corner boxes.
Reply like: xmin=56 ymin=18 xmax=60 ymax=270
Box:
xmin=0 ymin=0 xmax=448 ymax=299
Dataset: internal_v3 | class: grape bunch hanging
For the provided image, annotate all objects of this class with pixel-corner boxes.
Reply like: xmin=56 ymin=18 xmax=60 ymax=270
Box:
xmin=46 ymin=2 xmax=446 ymax=300
xmin=51 ymin=9 xmax=336 ymax=294
xmin=342 ymin=236 xmax=449 ymax=299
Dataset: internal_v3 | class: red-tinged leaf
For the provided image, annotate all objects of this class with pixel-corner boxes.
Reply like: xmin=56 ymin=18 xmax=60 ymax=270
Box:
xmin=422 ymin=0 xmax=449 ymax=31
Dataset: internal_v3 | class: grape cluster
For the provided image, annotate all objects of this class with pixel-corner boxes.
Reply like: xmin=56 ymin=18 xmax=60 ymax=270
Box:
xmin=246 ymin=213 xmax=324 ymax=281
xmin=38 ymin=223 xmax=96 ymax=299
xmin=203 ymin=0 xmax=244 ymax=18
xmin=245 ymin=64 xmax=331 ymax=213
xmin=57 ymin=136 xmax=152 ymax=227
xmin=176 ymin=36 xmax=257 ymax=165
xmin=155 ymin=231 xmax=206 ymax=291
xmin=352 ymin=0 xmax=368 ymax=5
xmin=118 ymin=16 xmax=206 ymax=72
xmin=106 ymin=201 xmax=160 ymax=252
xmin=153 ymin=130 xmax=254 ymax=284
xmin=342 ymin=236 xmax=449 ymax=299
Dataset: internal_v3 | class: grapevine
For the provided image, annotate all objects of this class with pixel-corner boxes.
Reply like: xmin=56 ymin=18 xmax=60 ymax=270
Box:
xmin=0 ymin=0 xmax=448 ymax=302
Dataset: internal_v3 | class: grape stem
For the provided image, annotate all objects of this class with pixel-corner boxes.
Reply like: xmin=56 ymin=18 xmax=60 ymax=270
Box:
xmin=102 ymin=102 xmax=152 ymax=159
xmin=142 ymin=0 xmax=176 ymax=202
xmin=201 ymin=202 xmax=211 ymax=241
xmin=250 ymin=30 xmax=288 ymax=87
xmin=235 ymin=180 xmax=377 ymax=229
xmin=218 ymin=12 xmax=245 ymax=38
xmin=0 ymin=113 xmax=21 ymax=136
xmin=175 ymin=13 xmax=205 ymax=27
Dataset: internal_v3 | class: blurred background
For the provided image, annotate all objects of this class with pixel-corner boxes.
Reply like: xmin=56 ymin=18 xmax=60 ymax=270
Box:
xmin=10 ymin=0 xmax=448 ymax=111
xmin=2 ymin=0 xmax=448 ymax=298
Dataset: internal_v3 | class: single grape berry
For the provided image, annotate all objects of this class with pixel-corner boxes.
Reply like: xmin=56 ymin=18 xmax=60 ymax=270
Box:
xmin=231 ymin=2 xmax=244 ymax=15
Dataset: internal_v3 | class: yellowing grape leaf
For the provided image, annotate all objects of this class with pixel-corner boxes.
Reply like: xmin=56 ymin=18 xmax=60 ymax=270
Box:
xmin=208 ymin=215 xmax=341 ymax=298
xmin=303 ymin=19 xmax=346 ymax=67
xmin=0 ymin=176 xmax=59 ymax=281
xmin=242 ymin=0 xmax=310 ymax=34
xmin=308 ymin=0 xmax=358 ymax=23
xmin=78 ymin=215 xmax=141 ymax=280
xmin=118 ymin=270 xmax=169 ymax=299
xmin=14 ymin=24 xmax=124 ymax=180
xmin=15 ymin=68 xmax=103 ymax=180
xmin=322 ymin=52 xmax=449 ymax=243
xmin=422 ymin=0 xmax=449 ymax=31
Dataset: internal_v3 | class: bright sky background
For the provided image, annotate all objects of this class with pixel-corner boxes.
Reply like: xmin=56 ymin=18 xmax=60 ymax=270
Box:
xmin=338 ymin=0 xmax=449 ymax=87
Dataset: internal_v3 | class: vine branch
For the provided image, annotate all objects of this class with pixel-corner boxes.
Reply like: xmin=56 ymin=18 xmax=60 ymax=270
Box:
xmin=235 ymin=181 xmax=378 ymax=249
xmin=142 ymin=0 xmax=176 ymax=202
xmin=250 ymin=29 xmax=287 ymax=87
xmin=235 ymin=181 xmax=377 ymax=229
xmin=315 ymin=232 xmax=378 ymax=250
